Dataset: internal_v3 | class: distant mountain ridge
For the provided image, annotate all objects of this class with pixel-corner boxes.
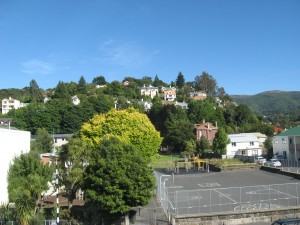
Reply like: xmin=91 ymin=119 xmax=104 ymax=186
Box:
xmin=230 ymin=90 xmax=300 ymax=115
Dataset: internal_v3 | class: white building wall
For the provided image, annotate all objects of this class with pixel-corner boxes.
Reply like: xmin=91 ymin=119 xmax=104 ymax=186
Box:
xmin=273 ymin=136 xmax=290 ymax=158
xmin=0 ymin=128 xmax=31 ymax=203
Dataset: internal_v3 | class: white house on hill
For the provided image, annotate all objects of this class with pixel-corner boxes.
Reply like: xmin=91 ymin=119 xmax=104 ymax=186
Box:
xmin=0 ymin=128 xmax=31 ymax=203
xmin=225 ymin=134 xmax=261 ymax=158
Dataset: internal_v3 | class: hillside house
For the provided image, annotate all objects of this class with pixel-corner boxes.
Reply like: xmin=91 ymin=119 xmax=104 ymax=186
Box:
xmin=162 ymin=86 xmax=176 ymax=101
xmin=194 ymin=119 xmax=218 ymax=145
xmin=240 ymin=132 xmax=267 ymax=150
xmin=72 ymin=95 xmax=80 ymax=105
xmin=273 ymin=126 xmax=300 ymax=160
xmin=2 ymin=97 xmax=28 ymax=114
xmin=225 ymin=134 xmax=261 ymax=158
xmin=140 ymin=85 xmax=159 ymax=99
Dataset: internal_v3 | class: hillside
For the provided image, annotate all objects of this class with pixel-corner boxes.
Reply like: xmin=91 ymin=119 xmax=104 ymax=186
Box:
xmin=231 ymin=90 xmax=300 ymax=115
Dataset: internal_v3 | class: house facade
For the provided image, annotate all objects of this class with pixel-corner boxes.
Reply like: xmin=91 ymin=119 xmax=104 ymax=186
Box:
xmin=72 ymin=95 xmax=80 ymax=105
xmin=140 ymin=85 xmax=159 ymax=99
xmin=162 ymin=86 xmax=176 ymax=101
xmin=194 ymin=120 xmax=218 ymax=145
xmin=0 ymin=128 xmax=31 ymax=203
xmin=2 ymin=97 xmax=28 ymax=114
xmin=226 ymin=134 xmax=261 ymax=158
xmin=273 ymin=126 xmax=300 ymax=160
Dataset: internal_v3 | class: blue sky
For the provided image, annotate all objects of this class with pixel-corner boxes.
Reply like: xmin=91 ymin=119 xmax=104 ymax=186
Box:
xmin=0 ymin=0 xmax=299 ymax=95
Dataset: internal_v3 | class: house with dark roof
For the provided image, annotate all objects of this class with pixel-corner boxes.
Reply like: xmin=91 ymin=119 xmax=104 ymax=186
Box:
xmin=273 ymin=126 xmax=300 ymax=160
xmin=194 ymin=119 xmax=218 ymax=145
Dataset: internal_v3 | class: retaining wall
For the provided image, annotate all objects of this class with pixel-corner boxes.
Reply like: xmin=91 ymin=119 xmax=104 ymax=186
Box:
xmin=174 ymin=207 xmax=300 ymax=225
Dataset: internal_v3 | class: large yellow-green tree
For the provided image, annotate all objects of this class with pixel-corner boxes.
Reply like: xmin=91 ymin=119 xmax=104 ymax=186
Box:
xmin=80 ymin=107 xmax=162 ymax=161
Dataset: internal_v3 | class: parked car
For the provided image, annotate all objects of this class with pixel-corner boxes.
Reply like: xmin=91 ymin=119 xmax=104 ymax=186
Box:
xmin=272 ymin=218 xmax=300 ymax=225
xmin=255 ymin=156 xmax=267 ymax=164
xmin=264 ymin=159 xmax=282 ymax=167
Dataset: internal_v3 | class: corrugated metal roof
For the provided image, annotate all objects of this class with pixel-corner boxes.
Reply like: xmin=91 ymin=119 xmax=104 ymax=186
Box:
xmin=228 ymin=134 xmax=258 ymax=142
xmin=277 ymin=126 xmax=300 ymax=136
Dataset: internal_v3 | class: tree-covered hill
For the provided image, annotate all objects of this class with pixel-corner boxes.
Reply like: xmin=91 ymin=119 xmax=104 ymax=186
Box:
xmin=231 ymin=91 xmax=300 ymax=115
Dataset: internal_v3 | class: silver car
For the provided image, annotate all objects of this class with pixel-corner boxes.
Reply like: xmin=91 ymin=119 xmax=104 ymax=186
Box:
xmin=264 ymin=159 xmax=282 ymax=167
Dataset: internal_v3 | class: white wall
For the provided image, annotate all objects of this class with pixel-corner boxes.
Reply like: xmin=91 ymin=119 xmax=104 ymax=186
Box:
xmin=0 ymin=128 xmax=30 ymax=203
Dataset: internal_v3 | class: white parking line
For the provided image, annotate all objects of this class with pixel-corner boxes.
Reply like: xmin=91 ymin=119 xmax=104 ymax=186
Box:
xmin=213 ymin=189 xmax=238 ymax=203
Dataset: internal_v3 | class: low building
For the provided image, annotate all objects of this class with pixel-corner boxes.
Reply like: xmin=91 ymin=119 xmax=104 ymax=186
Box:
xmin=175 ymin=101 xmax=188 ymax=110
xmin=0 ymin=127 xmax=31 ymax=203
xmin=225 ymin=134 xmax=261 ymax=158
xmin=194 ymin=119 xmax=218 ymax=145
xmin=273 ymin=126 xmax=300 ymax=160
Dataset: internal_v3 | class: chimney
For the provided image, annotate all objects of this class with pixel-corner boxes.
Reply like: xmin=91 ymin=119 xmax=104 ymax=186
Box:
xmin=215 ymin=121 xmax=218 ymax=128
xmin=203 ymin=119 xmax=205 ymax=124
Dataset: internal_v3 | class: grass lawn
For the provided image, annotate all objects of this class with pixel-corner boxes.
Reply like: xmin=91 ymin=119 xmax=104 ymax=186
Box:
xmin=150 ymin=154 xmax=182 ymax=169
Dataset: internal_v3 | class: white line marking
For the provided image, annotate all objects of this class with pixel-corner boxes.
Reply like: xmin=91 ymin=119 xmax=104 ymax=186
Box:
xmin=213 ymin=189 xmax=238 ymax=203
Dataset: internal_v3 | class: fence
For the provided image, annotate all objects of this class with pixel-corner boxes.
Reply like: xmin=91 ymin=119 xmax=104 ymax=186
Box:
xmin=281 ymin=159 xmax=300 ymax=173
xmin=155 ymin=172 xmax=300 ymax=218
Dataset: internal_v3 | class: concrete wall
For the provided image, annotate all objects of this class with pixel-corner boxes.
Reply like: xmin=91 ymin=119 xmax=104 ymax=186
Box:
xmin=174 ymin=207 xmax=300 ymax=225
xmin=0 ymin=128 xmax=30 ymax=203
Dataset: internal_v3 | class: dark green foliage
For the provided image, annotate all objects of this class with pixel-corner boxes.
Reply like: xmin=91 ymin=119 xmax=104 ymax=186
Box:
xmin=29 ymin=79 xmax=44 ymax=103
xmin=198 ymin=135 xmax=211 ymax=153
xmin=92 ymin=75 xmax=107 ymax=85
xmin=176 ymin=72 xmax=185 ymax=89
xmin=164 ymin=107 xmax=194 ymax=152
xmin=31 ymin=128 xmax=54 ymax=154
xmin=82 ymin=137 xmax=155 ymax=214
xmin=212 ymin=128 xmax=230 ymax=155
xmin=78 ymin=76 xmax=87 ymax=94
xmin=264 ymin=136 xmax=273 ymax=158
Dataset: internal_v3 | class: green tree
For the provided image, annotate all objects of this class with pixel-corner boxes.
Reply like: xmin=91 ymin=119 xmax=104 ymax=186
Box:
xmin=29 ymin=79 xmax=43 ymax=103
xmin=7 ymin=152 xmax=52 ymax=225
xmin=212 ymin=128 xmax=230 ymax=155
xmin=92 ymin=76 xmax=107 ymax=85
xmin=264 ymin=136 xmax=273 ymax=158
xmin=198 ymin=135 xmax=211 ymax=153
xmin=58 ymin=137 xmax=90 ymax=210
xmin=164 ymin=107 xmax=194 ymax=152
xmin=182 ymin=139 xmax=196 ymax=157
xmin=31 ymin=128 xmax=54 ymax=154
xmin=176 ymin=72 xmax=185 ymax=89
xmin=82 ymin=137 xmax=155 ymax=220
xmin=52 ymin=81 xmax=71 ymax=101
xmin=78 ymin=76 xmax=87 ymax=94
xmin=80 ymin=108 xmax=162 ymax=161
xmin=194 ymin=71 xmax=217 ymax=95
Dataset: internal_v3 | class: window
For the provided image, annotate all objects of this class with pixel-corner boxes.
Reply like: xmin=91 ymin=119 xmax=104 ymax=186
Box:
xmin=242 ymin=150 xmax=245 ymax=155
xmin=275 ymin=139 xmax=279 ymax=144
xmin=250 ymin=141 xmax=254 ymax=146
xmin=282 ymin=138 xmax=286 ymax=144
xmin=290 ymin=138 xmax=293 ymax=144
xmin=232 ymin=142 xmax=236 ymax=147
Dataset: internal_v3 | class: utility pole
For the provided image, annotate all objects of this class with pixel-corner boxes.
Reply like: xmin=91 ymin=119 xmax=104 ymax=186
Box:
xmin=55 ymin=157 xmax=60 ymax=225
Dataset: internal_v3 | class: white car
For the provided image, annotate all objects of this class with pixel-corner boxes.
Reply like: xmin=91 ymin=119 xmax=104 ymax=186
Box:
xmin=264 ymin=159 xmax=282 ymax=167
xmin=255 ymin=156 xmax=267 ymax=165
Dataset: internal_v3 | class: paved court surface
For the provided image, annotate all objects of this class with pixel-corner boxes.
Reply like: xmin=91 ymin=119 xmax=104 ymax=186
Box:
xmin=156 ymin=169 xmax=300 ymax=216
